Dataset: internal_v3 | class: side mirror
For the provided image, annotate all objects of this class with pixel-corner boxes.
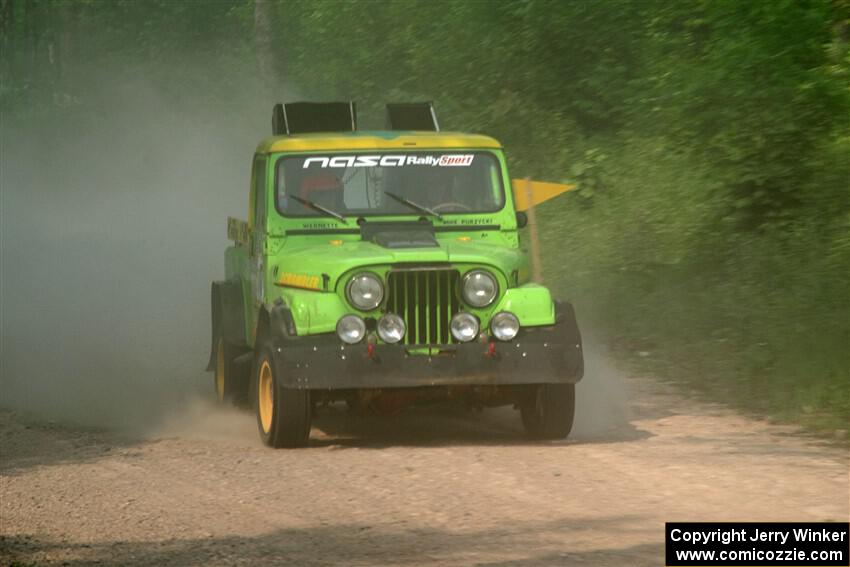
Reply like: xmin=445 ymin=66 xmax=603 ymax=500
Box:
xmin=515 ymin=211 xmax=528 ymax=228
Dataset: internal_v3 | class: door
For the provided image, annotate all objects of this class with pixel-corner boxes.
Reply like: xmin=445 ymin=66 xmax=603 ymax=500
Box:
xmin=249 ymin=156 xmax=267 ymax=307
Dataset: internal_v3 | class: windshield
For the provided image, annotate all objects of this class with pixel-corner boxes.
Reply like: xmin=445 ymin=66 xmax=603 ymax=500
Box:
xmin=275 ymin=151 xmax=504 ymax=217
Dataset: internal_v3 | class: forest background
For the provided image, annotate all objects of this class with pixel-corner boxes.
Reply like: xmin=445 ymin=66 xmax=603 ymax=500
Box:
xmin=1 ymin=0 xmax=848 ymax=433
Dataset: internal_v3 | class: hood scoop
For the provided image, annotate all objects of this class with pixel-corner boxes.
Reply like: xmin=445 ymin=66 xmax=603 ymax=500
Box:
xmin=360 ymin=220 xmax=439 ymax=249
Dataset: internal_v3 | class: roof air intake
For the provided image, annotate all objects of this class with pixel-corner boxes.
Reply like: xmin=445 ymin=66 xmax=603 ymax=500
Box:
xmin=272 ymin=101 xmax=357 ymax=135
xmin=385 ymin=102 xmax=439 ymax=131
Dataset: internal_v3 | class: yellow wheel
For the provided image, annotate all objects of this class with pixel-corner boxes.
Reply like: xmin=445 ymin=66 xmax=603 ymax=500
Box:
xmin=258 ymin=360 xmax=274 ymax=435
xmin=212 ymin=336 xmax=250 ymax=406
xmin=215 ymin=337 xmax=227 ymax=402
xmin=253 ymin=343 xmax=312 ymax=448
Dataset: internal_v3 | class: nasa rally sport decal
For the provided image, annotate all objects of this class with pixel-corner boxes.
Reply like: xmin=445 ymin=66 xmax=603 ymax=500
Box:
xmin=302 ymin=154 xmax=474 ymax=168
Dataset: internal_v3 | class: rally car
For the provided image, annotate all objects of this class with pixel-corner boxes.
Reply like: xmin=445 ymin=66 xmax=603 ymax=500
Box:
xmin=208 ymin=102 xmax=583 ymax=447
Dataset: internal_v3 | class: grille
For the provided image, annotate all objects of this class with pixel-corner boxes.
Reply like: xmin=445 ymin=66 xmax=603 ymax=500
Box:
xmin=386 ymin=269 xmax=460 ymax=345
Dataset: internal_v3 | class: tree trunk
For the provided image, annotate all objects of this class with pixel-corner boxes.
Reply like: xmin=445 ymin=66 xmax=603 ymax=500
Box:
xmin=0 ymin=0 xmax=14 ymax=82
xmin=253 ymin=0 xmax=275 ymax=92
xmin=55 ymin=0 xmax=74 ymax=84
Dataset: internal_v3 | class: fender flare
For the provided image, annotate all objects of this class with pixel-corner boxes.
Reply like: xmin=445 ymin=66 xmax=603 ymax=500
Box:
xmin=257 ymin=299 xmax=298 ymax=344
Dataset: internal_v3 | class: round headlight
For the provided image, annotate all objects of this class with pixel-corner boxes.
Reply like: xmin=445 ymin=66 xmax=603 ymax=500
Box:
xmin=490 ymin=311 xmax=520 ymax=341
xmin=377 ymin=314 xmax=406 ymax=344
xmin=336 ymin=315 xmax=366 ymax=344
xmin=461 ymin=270 xmax=498 ymax=307
xmin=346 ymin=273 xmax=384 ymax=311
xmin=450 ymin=312 xmax=480 ymax=342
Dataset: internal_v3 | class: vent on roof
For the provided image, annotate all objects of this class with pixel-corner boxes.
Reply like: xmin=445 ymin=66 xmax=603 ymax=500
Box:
xmin=272 ymin=101 xmax=357 ymax=135
xmin=386 ymin=102 xmax=439 ymax=131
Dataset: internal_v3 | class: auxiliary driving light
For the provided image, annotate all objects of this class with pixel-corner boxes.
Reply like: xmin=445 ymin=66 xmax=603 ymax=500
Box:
xmin=336 ymin=315 xmax=366 ymax=344
xmin=346 ymin=272 xmax=384 ymax=311
xmin=461 ymin=270 xmax=498 ymax=307
xmin=377 ymin=314 xmax=406 ymax=344
xmin=490 ymin=311 xmax=520 ymax=341
xmin=450 ymin=312 xmax=480 ymax=342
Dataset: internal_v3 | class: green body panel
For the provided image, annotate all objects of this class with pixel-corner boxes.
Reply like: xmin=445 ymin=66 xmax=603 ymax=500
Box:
xmin=279 ymin=288 xmax=348 ymax=335
xmin=493 ymin=284 xmax=555 ymax=327
xmin=226 ymin=136 xmax=560 ymax=346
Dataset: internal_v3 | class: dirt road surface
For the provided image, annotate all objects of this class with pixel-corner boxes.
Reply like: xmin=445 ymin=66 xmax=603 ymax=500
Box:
xmin=2 ymin=358 xmax=848 ymax=566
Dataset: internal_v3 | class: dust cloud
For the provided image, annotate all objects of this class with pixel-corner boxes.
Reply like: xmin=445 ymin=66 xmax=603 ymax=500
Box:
xmin=571 ymin=338 xmax=631 ymax=438
xmin=473 ymin=337 xmax=632 ymax=440
xmin=0 ymin=71 xmax=273 ymax=431
xmin=153 ymin=398 xmax=258 ymax=444
xmin=1 ymin=71 xmax=629 ymax=441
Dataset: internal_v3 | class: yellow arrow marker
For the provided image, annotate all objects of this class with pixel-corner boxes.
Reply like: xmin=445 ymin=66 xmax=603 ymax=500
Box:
xmin=511 ymin=179 xmax=577 ymax=211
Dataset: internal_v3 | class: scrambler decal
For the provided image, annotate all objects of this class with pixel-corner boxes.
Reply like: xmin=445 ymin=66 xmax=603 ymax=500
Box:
xmin=276 ymin=272 xmax=322 ymax=290
xmin=303 ymin=154 xmax=474 ymax=169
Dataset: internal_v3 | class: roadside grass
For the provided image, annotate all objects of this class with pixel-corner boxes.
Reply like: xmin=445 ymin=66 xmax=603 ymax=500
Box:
xmin=532 ymin=137 xmax=850 ymax=438
xmin=572 ymin=268 xmax=850 ymax=439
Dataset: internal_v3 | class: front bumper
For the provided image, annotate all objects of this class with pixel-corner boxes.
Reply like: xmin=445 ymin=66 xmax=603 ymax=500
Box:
xmin=271 ymin=302 xmax=584 ymax=390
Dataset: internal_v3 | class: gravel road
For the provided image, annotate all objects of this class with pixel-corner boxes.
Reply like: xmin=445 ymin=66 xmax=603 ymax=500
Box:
xmin=2 ymin=358 xmax=848 ymax=566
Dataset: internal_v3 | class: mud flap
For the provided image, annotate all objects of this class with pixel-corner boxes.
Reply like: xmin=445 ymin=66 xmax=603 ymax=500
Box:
xmin=206 ymin=279 xmax=247 ymax=371
xmin=554 ymin=300 xmax=584 ymax=381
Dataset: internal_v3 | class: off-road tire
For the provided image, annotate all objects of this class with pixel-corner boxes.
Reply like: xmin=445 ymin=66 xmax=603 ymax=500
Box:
xmin=253 ymin=342 xmax=311 ymax=448
xmin=520 ymin=383 xmax=575 ymax=440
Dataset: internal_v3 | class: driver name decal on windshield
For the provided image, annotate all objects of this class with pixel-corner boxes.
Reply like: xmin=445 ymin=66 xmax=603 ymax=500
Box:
xmin=302 ymin=154 xmax=474 ymax=169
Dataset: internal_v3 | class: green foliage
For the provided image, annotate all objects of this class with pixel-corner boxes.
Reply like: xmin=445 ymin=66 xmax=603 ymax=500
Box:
xmin=0 ymin=0 xmax=258 ymax=114
xmin=2 ymin=0 xmax=847 ymax=432
xmin=568 ymin=149 xmax=608 ymax=202
xmin=641 ymin=0 xmax=849 ymax=228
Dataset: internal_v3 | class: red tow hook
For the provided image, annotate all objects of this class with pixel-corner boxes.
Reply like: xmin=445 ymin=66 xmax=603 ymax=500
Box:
xmin=485 ymin=341 xmax=497 ymax=358
xmin=367 ymin=343 xmax=377 ymax=359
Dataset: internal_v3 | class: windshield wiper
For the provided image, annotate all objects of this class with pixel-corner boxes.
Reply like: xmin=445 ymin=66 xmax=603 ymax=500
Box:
xmin=384 ymin=191 xmax=443 ymax=220
xmin=288 ymin=195 xmax=346 ymax=222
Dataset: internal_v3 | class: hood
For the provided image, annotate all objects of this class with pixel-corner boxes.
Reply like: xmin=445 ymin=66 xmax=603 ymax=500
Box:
xmin=274 ymin=235 xmax=526 ymax=288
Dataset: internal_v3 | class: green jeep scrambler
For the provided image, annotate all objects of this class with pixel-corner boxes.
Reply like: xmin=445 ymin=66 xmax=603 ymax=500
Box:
xmin=208 ymin=102 xmax=583 ymax=447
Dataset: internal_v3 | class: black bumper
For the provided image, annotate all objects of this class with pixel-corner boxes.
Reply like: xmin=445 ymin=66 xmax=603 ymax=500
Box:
xmin=271 ymin=302 xmax=584 ymax=390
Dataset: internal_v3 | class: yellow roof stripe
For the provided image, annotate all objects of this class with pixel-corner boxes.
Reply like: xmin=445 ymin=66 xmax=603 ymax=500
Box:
xmin=257 ymin=131 xmax=501 ymax=153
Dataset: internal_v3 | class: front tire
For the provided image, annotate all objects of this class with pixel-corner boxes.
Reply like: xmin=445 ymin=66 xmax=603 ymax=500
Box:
xmin=520 ymin=383 xmax=575 ymax=440
xmin=254 ymin=343 xmax=312 ymax=448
